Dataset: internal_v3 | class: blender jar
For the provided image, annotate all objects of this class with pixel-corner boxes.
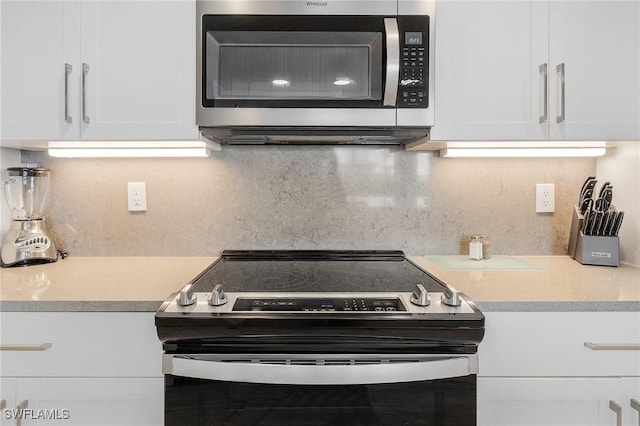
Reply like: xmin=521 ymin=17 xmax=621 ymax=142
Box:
xmin=3 ymin=167 xmax=51 ymax=221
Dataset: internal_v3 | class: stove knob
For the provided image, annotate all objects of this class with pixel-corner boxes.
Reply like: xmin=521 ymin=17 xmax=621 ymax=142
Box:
xmin=441 ymin=284 xmax=462 ymax=307
xmin=208 ymin=284 xmax=228 ymax=306
xmin=410 ymin=284 xmax=431 ymax=307
xmin=177 ymin=284 xmax=196 ymax=306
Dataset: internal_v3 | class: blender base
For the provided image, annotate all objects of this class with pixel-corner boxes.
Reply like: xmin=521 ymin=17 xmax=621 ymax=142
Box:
xmin=1 ymin=219 xmax=58 ymax=267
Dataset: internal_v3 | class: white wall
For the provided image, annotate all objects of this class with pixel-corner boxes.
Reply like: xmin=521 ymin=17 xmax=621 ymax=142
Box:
xmin=596 ymin=143 xmax=640 ymax=266
xmin=0 ymin=147 xmax=22 ymax=241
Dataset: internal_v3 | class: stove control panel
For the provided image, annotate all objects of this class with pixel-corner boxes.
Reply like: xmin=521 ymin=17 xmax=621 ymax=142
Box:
xmin=232 ymin=297 xmax=407 ymax=312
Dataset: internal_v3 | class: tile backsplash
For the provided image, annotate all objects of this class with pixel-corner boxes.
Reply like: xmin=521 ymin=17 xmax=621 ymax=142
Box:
xmin=21 ymin=146 xmax=594 ymax=257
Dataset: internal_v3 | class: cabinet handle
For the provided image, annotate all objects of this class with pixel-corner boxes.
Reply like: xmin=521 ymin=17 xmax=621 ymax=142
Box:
xmin=556 ymin=62 xmax=565 ymax=123
xmin=538 ymin=63 xmax=548 ymax=123
xmin=64 ymin=63 xmax=73 ymax=124
xmin=584 ymin=342 xmax=640 ymax=350
xmin=82 ymin=63 xmax=90 ymax=124
xmin=0 ymin=343 xmax=52 ymax=351
xmin=610 ymin=400 xmax=622 ymax=426
xmin=631 ymin=399 xmax=640 ymax=426
xmin=15 ymin=400 xmax=28 ymax=426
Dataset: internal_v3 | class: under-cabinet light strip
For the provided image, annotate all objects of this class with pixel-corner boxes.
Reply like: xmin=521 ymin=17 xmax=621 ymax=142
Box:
xmin=440 ymin=147 xmax=607 ymax=158
xmin=48 ymin=148 xmax=211 ymax=158
xmin=47 ymin=141 xmax=213 ymax=158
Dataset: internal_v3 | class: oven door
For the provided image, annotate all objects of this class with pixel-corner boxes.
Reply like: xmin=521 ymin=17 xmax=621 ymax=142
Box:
xmin=163 ymin=354 xmax=478 ymax=426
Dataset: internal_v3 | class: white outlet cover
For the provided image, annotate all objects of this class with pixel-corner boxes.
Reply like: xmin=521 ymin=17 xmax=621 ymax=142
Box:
xmin=536 ymin=183 xmax=555 ymax=213
xmin=127 ymin=182 xmax=147 ymax=212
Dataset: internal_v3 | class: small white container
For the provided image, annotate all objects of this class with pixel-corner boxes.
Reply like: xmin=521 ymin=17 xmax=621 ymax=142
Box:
xmin=469 ymin=235 xmax=491 ymax=260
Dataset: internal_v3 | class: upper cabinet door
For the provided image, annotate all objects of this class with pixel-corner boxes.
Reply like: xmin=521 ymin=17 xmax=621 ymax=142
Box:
xmin=548 ymin=0 xmax=640 ymax=141
xmin=430 ymin=1 xmax=549 ymax=141
xmin=0 ymin=1 xmax=81 ymax=141
xmin=79 ymin=1 xmax=198 ymax=140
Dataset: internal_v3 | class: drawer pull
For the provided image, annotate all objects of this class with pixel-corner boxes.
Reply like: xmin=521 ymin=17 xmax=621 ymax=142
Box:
xmin=610 ymin=400 xmax=622 ymax=426
xmin=584 ymin=342 xmax=640 ymax=351
xmin=632 ymin=399 xmax=640 ymax=426
xmin=16 ymin=400 xmax=28 ymax=426
xmin=0 ymin=343 xmax=52 ymax=351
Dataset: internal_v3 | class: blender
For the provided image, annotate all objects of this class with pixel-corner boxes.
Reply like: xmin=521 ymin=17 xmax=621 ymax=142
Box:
xmin=1 ymin=167 xmax=58 ymax=267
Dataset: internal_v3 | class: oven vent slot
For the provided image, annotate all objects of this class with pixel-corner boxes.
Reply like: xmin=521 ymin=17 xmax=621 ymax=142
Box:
xmin=219 ymin=358 xmax=423 ymax=366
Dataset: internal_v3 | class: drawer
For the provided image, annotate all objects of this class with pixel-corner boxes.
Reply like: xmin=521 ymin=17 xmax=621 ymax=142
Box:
xmin=0 ymin=312 xmax=162 ymax=378
xmin=478 ymin=312 xmax=640 ymax=377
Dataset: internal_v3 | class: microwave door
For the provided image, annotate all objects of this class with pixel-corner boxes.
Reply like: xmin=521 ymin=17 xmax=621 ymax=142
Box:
xmin=197 ymin=16 xmax=399 ymax=127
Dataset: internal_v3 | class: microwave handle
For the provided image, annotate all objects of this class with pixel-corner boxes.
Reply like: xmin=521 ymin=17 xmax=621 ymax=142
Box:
xmin=383 ymin=18 xmax=400 ymax=106
xmin=165 ymin=355 xmax=474 ymax=385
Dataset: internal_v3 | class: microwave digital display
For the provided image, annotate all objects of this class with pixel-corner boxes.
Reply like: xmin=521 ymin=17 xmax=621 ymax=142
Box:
xmin=404 ymin=32 xmax=423 ymax=45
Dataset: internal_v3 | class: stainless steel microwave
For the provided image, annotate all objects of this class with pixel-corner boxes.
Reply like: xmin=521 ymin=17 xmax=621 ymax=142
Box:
xmin=196 ymin=0 xmax=435 ymax=145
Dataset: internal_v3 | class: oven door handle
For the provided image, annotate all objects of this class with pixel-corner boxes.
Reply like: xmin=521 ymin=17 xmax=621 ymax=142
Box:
xmin=383 ymin=17 xmax=400 ymax=107
xmin=164 ymin=355 xmax=476 ymax=385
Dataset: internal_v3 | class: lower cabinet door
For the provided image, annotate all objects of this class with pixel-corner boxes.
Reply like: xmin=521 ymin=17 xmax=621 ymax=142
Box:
xmin=478 ymin=377 xmax=627 ymax=426
xmin=12 ymin=378 xmax=163 ymax=426
xmin=0 ymin=378 xmax=17 ymax=426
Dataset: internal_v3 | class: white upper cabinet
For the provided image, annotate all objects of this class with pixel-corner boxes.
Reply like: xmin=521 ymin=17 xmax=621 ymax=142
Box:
xmin=431 ymin=0 xmax=640 ymax=141
xmin=0 ymin=2 xmax=80 ymax=140
xmin=548 ymin=1 xmax=640 ymax=140
xmin=431 ymin=1 xmax=548 ymax=141
xmin=0 ymin=1 xmax=198 ymax=142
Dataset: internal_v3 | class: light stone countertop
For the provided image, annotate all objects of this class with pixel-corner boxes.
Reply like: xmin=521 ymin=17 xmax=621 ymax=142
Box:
xmin=0 ymin=256 xmax=638 ymax=312
xmin=408 ymin=256 xmax=640 ymax=312
xmin=0 ymin=257 xmax=216 ymax=312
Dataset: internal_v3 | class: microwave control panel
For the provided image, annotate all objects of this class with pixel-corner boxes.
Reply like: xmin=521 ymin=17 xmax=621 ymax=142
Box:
xmin=398 ymin=17 xmax=429 ymax=108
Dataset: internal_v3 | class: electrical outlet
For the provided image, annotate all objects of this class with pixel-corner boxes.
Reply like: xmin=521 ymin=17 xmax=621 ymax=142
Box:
xmin=127 ymin=182 xmax=147 ymax=212
xmin=536 ymin=183 xmax=555 ymax=213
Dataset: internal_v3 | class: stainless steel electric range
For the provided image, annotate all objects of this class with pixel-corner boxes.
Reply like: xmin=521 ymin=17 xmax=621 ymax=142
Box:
xmin=156 ymin=250 xmax=485 ymax=426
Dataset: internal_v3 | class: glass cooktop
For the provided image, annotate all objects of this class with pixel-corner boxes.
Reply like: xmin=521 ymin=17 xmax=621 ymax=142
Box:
xmin=191 ymin=250 xmax=445 ymax=293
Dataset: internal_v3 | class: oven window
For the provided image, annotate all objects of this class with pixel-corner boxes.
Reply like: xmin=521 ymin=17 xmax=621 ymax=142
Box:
xmin=206 ymin=31 xmax=383 ymax=101
xmin=165 ymin=375 xmax=476 ymax=426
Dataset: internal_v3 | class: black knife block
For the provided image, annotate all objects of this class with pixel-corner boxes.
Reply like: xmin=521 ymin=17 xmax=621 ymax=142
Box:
xmin=568 ymin=206 xmax=620 ymax=267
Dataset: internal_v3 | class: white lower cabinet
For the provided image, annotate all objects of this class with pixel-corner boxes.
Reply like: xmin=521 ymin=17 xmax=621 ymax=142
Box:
xmin=478 ymin=312 xmax=640 ymax=426
xmin=478 ymin=377 xmax=640 ymax=426
xmin=0 ymin=313 xmax=164 ymax=425
xmin=1 ymin=378 xmax=163 ymax=426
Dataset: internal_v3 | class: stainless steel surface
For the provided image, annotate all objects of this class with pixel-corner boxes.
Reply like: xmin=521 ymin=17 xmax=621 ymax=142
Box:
xmin=207 ymin=283 xmax=227 ymax=306
xmin=198 ymin=109 xmax=398 ymax=128
xmin=163 ymin=353 xmax=478 ymax=385
xmin=0 ymin=342 xmax=52 ymax=351
xmin=16 ymin=400 xmax=28 ymax=426
xmin=82 ymin=63 xmax=90 ymax=124
xmin=610 ymin=400 xmax=622 ymax=426
xmin=383 ymin=18 xmax=400 ymax=107
xmin=196 ymin=0 xmax=397 ymax=16
xmin=539 ymin=63 xmax=548 ymax=123
xmin=584 ymin=342 xmax=640 ymax=350
xmin=631 ymin=398 xmax=640 ymax=426
xmin=410 ymin=283 xmax=431 ymax=306
xmin=556 ymin=63 xmax=565 ymax=123
xmin=1 ymin=219 xmax=58 ymax=267
xmin=441 ymin=284 xmax=461 ymax=307
xmin=163 ymin=291 xmax=475 ymax=314
xmin=631 ymin=399 xmax=640 ymax=426
xmin=177 ymin=284 xmax=196 ymax=306
xmin=64 ymin=63 xmax=73 ymax=124
xmin=199 ymin=127 xmax=429 ymax=145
